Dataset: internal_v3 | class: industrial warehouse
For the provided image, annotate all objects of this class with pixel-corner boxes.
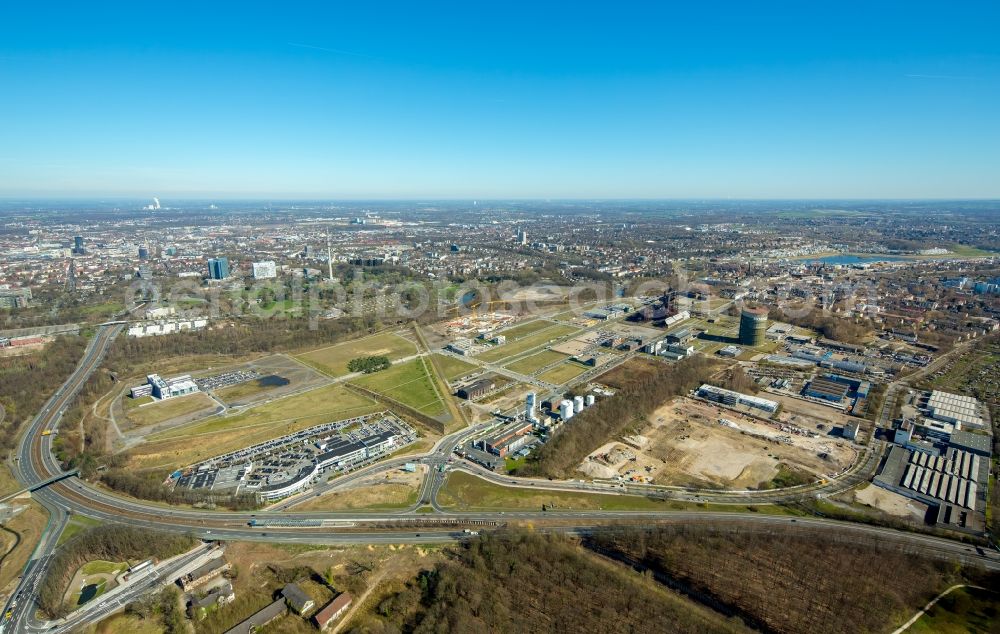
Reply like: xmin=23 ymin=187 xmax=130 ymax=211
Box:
xmin=923 ymin=390 xmax=987 ymax=430
xmin=875 ymin=388 xmax=992 ymax=532
xmin=173 ymin=413 xmax=416 ymax=501
xmin=874 ymin=441 xmax=989 ymax=533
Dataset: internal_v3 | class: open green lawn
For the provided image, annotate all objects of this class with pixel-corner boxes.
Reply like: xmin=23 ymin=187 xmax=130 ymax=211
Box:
xmin=439 ymin=471 xmax=684 ymax=511
xmin=57 ymin=514 xmax=103 ymax=546
xmin=477 ymin=324 xmax=579 ymax=363
xmin=496 ymin=319 xmax=557 ymax=340
xmin=430 ymin=353 xmax=480 ymax=381
xmin=505 ymin=350 xmax=568 ymax=375
xmin=80 ymin=560 xmax=128 ymax=576
xmin=150 ymin=383 xmax=378 ymax=441
xmin=124 ymin=392 xmax=217 ymax=427
xmin=90 ymin=613 xmax=166 ymax=634
xmin=81 ymin=301 xmax=125 ymax=317
xmin=131 ymin=384 xmax=380 ymax=470
xmin=908 ymin=587 xmax=999 ymax=634
xmin=536 ymin=361 xmax=589 ymax=385
xmin=355 ymin=358 xmax=446 ymax=416
xmin=123 ymin=395 xmax=154 ymax=410
xmin=438 ymin=472 xmax=806 ymax=516
xmin=297 ymin=332 xmax=418 ymax=376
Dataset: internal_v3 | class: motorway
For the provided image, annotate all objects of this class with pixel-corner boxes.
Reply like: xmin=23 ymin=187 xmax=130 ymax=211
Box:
xmin=2 ymin=322 xmax=998 ymax=632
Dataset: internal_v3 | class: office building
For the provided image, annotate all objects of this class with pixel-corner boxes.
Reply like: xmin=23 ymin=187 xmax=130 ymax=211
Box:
xmin=207 ymin=257 xmax=230 ymax=280
xmin=138 ymin=245 xmax=149 ymax=260
xmin=73 ymin=235 xmax=85 ymax=255
xmin=0 ymin=287 xmax=32 ymax=309
xmin=252 ymin=260 xmax=277 ymax=279
xmin=697 ymin=384 xmax=778 ymax=414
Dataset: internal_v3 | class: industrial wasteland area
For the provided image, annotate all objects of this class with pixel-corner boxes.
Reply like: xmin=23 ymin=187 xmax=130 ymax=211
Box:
xmin=0 ymin=199 xmax=999 ymax=634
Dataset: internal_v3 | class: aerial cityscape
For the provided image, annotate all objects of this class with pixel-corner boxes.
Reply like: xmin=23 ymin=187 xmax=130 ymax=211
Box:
xmin=1 ymin=3 xmax=999 ymax=634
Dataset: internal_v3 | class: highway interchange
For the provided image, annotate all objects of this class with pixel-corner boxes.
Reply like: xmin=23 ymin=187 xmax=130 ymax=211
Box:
xmin=2 ymin=321 xmax=998 ymax=632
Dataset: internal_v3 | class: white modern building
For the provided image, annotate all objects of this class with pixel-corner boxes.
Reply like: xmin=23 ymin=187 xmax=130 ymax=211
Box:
xmin=696 ymin=384 xmax=779 ymax=414
xmin=130 ymin=373 xmax=199 ymax=400
xmin=252 ymin=261 xmax=277 ymax=279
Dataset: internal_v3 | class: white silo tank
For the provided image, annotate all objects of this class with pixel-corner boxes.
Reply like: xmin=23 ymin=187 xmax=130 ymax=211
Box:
xmin=574 ymin=395 xmax=585 ymax=412
xmin=559 ymin=399 xmax=574 ymax=420
xmin=585 ymin=394 xmax=595 ymax=407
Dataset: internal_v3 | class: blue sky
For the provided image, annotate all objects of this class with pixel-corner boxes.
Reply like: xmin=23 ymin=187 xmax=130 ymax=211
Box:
xmin=1 ymin=2 xmax=998 ymax=199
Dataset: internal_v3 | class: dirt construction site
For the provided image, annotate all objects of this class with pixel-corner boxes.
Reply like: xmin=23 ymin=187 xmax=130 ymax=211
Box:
xmin=578 ymin=396 xmax=858 ymax=490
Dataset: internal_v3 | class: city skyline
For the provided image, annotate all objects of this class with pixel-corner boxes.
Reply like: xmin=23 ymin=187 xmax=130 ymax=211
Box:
xmin=1 ymin=1 xmax=998 ymax=198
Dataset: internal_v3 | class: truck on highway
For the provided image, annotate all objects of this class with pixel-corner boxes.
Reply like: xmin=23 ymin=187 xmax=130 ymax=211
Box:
xmin=41 ymin=430 xmax=57 ymax=436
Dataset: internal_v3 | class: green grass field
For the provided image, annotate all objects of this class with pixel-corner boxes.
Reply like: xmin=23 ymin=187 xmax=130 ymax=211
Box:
xmin=496 ymin=319 xmax=558 ymax=340
xmin=297 ymin=332 xmax=418 ymax=376
xmin=57 ymin=514 xmax=103 ymax=546
xmin=430 ymin=353 xmax=480 ymax=381
xmin=537 ymin=360 xmax=589 ymax=385
xmin=438 ymin=471 xmax=772 ymax=515
xmin=477 ymin=324 xmax=579 ymax=363
xmin=124 ymin=392 xmax=217 ymax=427
xmin=438 ymin=471 xmax=679 ymax=511
xmin=355 ymin=358 xmax=446 ymax=416
xmin=908 ymin=587 xmax=1000 ymax=634
xmin=80 ymin=560 xmax=128 ymax=576
xmin=131 ymin=384 xmax=380 ymax=470
xmin=505 ymin=350 xmax=568 ymax=375
xmin=438 ymin=472 xmax=804 ymax=516
xmin=123 ymin=395 xmax=154 ymax=410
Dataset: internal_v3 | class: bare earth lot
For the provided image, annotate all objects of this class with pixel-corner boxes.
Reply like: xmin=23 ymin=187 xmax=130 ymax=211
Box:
xmin=292 ymin=465 xmax=425 ymax=511
xmin=579 ymin=396 xmax=856 ymax=489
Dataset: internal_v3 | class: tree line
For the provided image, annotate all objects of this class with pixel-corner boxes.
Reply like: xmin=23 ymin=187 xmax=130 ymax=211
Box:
xmin=518 ymin=356 xmax=720 ymax=479
xmin=38 ymin=524 xmax=196 ymax=618
xmin=347 ymin=355 xmax=391 ymax=374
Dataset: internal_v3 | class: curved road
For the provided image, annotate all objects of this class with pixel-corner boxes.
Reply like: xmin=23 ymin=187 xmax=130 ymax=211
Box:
xmin=2 ymin=324 xmax=998 ymax=632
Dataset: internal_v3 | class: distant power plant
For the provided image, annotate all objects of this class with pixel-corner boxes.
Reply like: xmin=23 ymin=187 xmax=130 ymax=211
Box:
xmin=739 ymin=306 xmax=769 ymax=346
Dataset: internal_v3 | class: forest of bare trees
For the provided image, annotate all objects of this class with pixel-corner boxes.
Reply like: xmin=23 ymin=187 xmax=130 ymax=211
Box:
xmin=518 ymin=356 xmax=720 ymax=478
xmin=0 ymin=336 xmax=87 ymax=456
xmin=349 ymin=532 xmax=749 ymax=634
xmin=586 ymin=524 xmax=995 ymax=634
